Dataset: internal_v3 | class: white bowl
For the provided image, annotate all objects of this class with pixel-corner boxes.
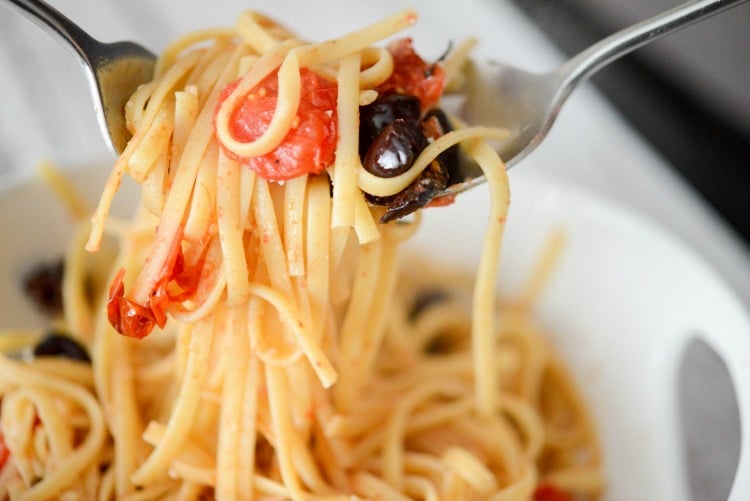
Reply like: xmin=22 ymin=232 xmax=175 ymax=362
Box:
xmin=2 ymin=165 xmax=750 ymax=500
xmin=410 ymin=168 xmax=750 ymax=500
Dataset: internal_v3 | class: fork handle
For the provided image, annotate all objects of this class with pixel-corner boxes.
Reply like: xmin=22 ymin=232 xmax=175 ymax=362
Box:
xmin=558 ymin=0 xmax=749 ymax=91
xmin=5 ymin=0 xmax=102 ymax=65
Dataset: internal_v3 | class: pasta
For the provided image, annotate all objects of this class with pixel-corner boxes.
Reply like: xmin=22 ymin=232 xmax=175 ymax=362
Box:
xmin=0 ymin=10 xmax=603 ymax=500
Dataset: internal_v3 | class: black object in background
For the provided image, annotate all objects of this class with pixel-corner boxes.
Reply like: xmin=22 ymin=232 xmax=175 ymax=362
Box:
xmin=509 ymin=0 xmax=750 ymax=247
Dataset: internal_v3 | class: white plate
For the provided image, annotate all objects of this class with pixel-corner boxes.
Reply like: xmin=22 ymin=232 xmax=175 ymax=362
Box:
xmin=2 ymin=166 xmax=750 ymax=500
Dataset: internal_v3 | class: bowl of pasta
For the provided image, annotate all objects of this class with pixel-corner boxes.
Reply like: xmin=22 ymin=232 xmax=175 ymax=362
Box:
xmin=1 ymin=3 xmax=749 ymax=501
xmin=1 ymin=160 xmax=750 ymax=499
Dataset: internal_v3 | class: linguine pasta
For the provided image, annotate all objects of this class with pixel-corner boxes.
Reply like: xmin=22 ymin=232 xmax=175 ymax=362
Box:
xmin=0 ymin=10 xmax=602 ymax=500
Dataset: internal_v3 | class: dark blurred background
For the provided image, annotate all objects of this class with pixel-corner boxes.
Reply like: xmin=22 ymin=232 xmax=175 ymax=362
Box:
xmin=509 ymin=0 xmax=750 ymax=245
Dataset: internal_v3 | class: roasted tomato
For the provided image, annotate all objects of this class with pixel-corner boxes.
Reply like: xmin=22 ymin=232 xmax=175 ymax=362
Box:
xmin=216 ymin=69 xmax=338 ymax=181
xmin=377 ymin=38 xmax=446 ymax=110
xmin=107 ymin=230 xmax=208 ymax=339
xmin=107 ymin=269 xmax=159 ymax=340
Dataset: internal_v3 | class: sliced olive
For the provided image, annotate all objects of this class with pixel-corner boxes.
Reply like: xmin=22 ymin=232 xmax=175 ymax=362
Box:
xmin=358 ymin=96 xmax=457 ymax=221
xmin=33 ymin=331 xmax=91 ymax=363
xmin=379 ymin=158 xmax=449 ymax=223
xmin=359 ymin=93 xmax=421 ymax=157
xmin=363 ymin=119 xmax=428 ymax=178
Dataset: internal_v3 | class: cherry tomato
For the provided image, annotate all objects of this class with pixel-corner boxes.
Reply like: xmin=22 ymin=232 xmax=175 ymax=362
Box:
xmin=378 ymin=38 xmax=446 ymax=110
xmin=108 ymin=268 xmax=158 ymax=339
xmin=216 ymin=69 xmax=338 ymax=181
xmin=107 ymin=229 xmax=207 ymax=339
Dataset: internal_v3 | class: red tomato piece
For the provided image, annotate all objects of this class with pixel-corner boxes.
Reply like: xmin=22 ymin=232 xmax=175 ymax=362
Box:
xmin=378 ymin=38 xmax=446 ymax=110
xmin=216 ymin=69 xmax=338 ymax=181
xmin=107 ymin=229 xmax=205 ymax=339
xmin=107 ymin=268 xmax=158 ymax=340
xmin=533 ymin=484 xmax=575 ymax=501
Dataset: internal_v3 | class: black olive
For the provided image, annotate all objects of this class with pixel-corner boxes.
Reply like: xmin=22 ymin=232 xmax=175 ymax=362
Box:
xmin=359 ymin=93 xmax=421 ymax=157
xmin=33 ymin=331 xmax=91 ymax=363
xmin=358 ymin=96 xmax=457 ymax=222
xmin=378 ymin=158 xmax=449 ymax=223
xmin=23 ymin=260 xmax=64 ymax=315
xmin=363 ymin=119 xmax=428 ymax=178
xmin=408 ymin=289 xmax=449 ymax=321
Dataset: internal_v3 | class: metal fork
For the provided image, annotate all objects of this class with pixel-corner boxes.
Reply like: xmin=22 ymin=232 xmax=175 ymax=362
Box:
xmin=443 ymin=0 xmax=748 ymax=197
xmin=5 ymin=0 xmax=156 ymax=155
xmin=5 ymin=0 xmax=747 ymax=184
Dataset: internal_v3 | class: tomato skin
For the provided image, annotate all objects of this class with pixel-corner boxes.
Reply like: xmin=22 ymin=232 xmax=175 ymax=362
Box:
xmin=533 ymin=484 xmax=575 ymax=501
xmin=216 ymin=69 xmax=338 ymax=181
xmin=108 ymin=268 xmax=158 ymax=339
xmin=107 ymin=230 xmax=206 ymax=339
xmin=378 ymin=38 xmax=446 ymax=110
xmin=215 ymin=42 xmax=443 ymax=182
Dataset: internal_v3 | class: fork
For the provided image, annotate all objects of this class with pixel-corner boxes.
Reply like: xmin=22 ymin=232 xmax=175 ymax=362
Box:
xmin=5 ymin=0 xmax=156 ymax=155
xmin=442 ymin=0 xmax=748 ymax=197
xmin=5 ymin=0 xmax=747 ymax=185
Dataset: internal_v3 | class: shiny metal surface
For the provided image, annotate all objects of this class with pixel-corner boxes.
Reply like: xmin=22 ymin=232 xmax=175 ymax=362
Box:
xmin=5 ymin=0 xmax=156 ymax=155
xmin=445 ymin=0 xmax=748 ymax=197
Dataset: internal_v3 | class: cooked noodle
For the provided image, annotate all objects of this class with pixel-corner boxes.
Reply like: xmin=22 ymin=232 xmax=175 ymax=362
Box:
xmin=0 ymin=10 xmax=602 ymax=500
